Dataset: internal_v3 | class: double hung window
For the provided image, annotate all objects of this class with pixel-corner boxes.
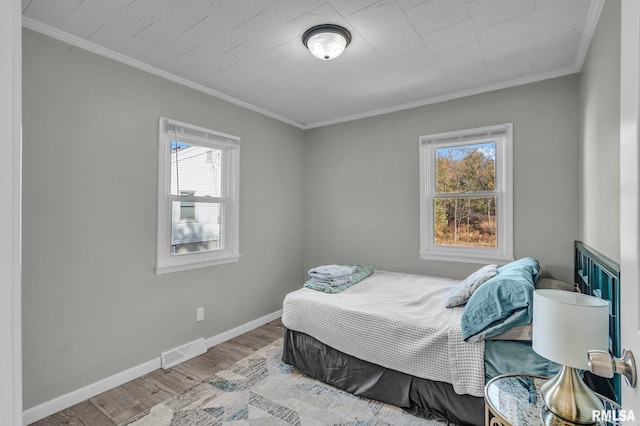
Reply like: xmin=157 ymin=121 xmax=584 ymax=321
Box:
xmin=156 ymin=118 xmax=240 ymax=274
xmin=419 ymin=123 xmax=513 ymax=263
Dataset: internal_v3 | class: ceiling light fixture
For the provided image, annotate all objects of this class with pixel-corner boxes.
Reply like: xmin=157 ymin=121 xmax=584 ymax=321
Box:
xmin=302 ymin=24 xmax=352 ymax=61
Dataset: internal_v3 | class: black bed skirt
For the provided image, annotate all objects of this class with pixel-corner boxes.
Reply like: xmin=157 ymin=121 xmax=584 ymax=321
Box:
xmin=281 ymin=328 xmax=484 ymax=426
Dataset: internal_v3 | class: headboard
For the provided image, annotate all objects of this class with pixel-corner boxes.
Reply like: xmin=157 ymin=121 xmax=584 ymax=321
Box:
xmin=574 ymin=240 xmax=621 ymax=403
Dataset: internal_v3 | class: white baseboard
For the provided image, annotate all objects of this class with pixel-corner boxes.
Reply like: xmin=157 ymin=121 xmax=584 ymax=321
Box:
xmin=22 ymin=309 xmax=283 ymax=425
xmin=204 ymin=309 xmax=282 ymax=349
xmin=23 ymin=357 xmax=161 ymax=426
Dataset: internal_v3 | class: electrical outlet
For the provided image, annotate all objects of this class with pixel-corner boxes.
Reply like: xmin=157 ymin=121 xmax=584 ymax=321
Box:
xmin=196 ymin=307 xmax=204 ymax=322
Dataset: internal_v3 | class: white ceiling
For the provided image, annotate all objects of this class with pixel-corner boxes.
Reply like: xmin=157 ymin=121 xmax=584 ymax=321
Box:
xmin=22 ymin=0 xmax=601 ymax=128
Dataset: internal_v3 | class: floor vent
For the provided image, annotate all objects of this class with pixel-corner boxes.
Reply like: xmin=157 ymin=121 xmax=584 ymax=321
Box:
xmin=161 ymin=338 xmax=207 ymax=369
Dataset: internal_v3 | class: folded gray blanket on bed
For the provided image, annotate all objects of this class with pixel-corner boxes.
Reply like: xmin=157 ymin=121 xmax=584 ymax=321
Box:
xmin=307 ymin=264 xmax=355 ymax=286
xmin=303 ymin=265 xmax=373 ymax=293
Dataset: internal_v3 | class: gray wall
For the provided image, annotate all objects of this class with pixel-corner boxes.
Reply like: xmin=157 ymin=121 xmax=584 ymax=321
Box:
xmin=578 ymin=0 xmax=621 ymax=263
xmin=304 ymin=76 xmax=580 ymax=282
xmin=22 ymin=29 xmax=306 ymax=409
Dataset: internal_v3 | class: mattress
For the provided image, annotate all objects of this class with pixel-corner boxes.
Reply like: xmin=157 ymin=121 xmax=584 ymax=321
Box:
xmin=282 ymin=270 xmax=486 ymax=397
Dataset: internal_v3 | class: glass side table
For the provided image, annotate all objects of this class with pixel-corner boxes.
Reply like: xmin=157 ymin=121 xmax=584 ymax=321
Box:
xmin=485 ymin=374 xmax=622 ymax=426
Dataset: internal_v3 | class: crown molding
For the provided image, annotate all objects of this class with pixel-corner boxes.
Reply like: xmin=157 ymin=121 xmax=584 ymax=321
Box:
xmin=21 ymin=17 xmax=306 ymax=129
xmin=23 ymin=8 xmax=598 ymax=131
xmin=574 ymin=0 xmax=605 ymax=71
xmin=304 ymin=66 xmax=578 ymax=129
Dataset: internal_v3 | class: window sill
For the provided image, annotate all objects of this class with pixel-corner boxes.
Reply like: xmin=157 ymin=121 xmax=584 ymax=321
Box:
xmin=419 ymin=251 xmax=513 ymax=265
xmin=156 ymin=254 xmax=240 ymax=275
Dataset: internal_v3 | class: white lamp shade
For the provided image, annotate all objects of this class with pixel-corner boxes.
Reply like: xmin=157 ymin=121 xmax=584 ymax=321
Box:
xmin=532 ymin=289 xmax=609 ymax=369
xmin=306 ymin=32 xmax=347 ymax=60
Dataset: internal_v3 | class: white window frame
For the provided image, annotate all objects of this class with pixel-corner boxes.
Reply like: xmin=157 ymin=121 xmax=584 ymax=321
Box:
xmin=419 ymin=123 xmax=513 ymax=264
xmin=156 ymin=117 xmax=240 ymax=274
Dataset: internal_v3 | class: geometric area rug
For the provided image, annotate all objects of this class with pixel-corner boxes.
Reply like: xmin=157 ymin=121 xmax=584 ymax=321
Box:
xmin=125 ymin=339 xmax=443 ymax=425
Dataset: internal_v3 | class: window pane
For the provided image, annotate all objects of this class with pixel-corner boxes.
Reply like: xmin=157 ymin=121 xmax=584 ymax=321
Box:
xmin=180 ymin=202 xmax=195 ymax=221
xmin=434 ymin=196 xmax=497 ymax=247
xmin=171 ymin=201 xmax=222 ymax=255
xmin=170 ymin=142 xmax=222 ymax=197
xmin=179 ymin=191 xmax=195 ymax=221
xmin=435 ymin=143 xmax=496 ymax=193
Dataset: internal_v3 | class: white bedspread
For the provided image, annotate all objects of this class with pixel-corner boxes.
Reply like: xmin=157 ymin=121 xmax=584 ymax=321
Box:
xmin=282 ymin=270 xmax=486 ymax=397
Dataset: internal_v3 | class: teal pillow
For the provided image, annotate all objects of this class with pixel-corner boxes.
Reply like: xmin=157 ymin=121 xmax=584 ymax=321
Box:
xmin=460 ymin=261 xmax=537 ymax=341
xmin=465 ymin=308 xmax=530 ymax=342
xmin=497 ymin=257 xmax=540 ymax=283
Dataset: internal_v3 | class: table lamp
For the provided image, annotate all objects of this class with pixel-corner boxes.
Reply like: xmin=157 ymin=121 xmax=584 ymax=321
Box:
xmin=532 ymin=289 xmax=609 ymax=424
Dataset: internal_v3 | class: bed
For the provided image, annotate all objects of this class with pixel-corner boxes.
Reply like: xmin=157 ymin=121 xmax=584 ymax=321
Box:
xmin=281 ymin=245 xmax=620 ymax=425
xmin=282 ymin=257 xmax=560 ymax=425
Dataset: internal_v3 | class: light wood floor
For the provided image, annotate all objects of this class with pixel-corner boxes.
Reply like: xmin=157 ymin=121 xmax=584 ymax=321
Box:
xmin=30 ymin=318 xmax=285 ymax=426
